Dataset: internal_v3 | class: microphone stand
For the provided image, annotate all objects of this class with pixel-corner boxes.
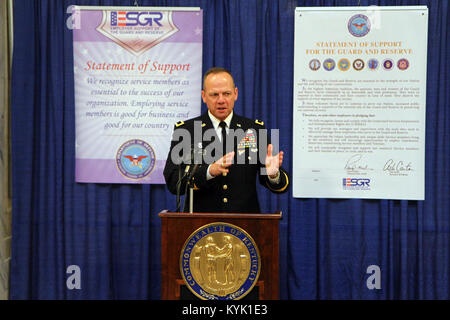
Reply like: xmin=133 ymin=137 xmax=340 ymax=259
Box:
xmin=182 ymin=164 xmax=199 ymax=213
xmin=189 ymin=183 xmax=194 ymax=214
xmin=175 ymin=144 xmax=195 ymax=212
xmin=176 ymin=163 xmax=193 ymax=212
xmin=177 ymin=144 xmax=201 ymax=213
xmin=175 ymin=165 xmax=183 ymax=212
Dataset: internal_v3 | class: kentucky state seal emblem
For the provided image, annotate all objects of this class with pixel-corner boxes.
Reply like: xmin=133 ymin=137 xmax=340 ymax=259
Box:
xmin=180 ymin=222 xmax=261 ymax=300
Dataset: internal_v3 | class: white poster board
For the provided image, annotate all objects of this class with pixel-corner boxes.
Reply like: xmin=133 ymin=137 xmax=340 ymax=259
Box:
xmin=293 ymin=6 xmax=428 ymax=199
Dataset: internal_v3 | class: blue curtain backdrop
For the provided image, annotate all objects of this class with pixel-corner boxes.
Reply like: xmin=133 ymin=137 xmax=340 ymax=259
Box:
xmin=10 ymin=0 xmax=449 ymax=299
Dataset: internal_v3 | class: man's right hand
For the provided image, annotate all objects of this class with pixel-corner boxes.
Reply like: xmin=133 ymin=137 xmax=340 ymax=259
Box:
xmin=208 ymin=151 xmax=235 ymax=177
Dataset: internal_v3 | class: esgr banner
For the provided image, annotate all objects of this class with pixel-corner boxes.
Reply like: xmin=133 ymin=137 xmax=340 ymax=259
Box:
xmin=73 ymin=6 xmax=202 ymax=183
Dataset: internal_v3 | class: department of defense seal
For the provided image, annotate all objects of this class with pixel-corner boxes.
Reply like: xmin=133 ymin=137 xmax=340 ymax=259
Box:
xmin=348 ymin=14 xmax=371 ymax=37
xmin=180 ymin=222 xmax=261 ymax=300
xmin=116 ymin=139 xmax=156 ymax=180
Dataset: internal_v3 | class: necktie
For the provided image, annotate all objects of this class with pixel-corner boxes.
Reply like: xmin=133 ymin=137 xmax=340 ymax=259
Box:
xmin=219 ymin=121 xmax=227 ymax=157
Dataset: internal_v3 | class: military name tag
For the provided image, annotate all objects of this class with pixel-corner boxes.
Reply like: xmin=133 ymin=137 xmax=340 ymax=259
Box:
xmin=180 ymin=222 xmax=261 ymax=300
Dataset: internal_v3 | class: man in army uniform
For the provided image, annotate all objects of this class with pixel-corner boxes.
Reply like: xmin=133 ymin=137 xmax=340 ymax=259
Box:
xmin=163 ymin=67 xmax=289 ymax=213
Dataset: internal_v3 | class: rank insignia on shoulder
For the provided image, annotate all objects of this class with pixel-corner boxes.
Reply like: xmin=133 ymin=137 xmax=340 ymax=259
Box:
xmin=175 ymin=121 xmax=185 ymax=127
xmin=255 ymin=119 xmax=264 ymax=126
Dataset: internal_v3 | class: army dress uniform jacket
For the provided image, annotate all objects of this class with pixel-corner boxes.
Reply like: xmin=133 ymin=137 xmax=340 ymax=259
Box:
xmin=163 ymin=112 xmax=289 ymax=213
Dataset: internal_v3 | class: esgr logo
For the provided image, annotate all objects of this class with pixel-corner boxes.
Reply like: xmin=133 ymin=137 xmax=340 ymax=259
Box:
xmin=111 ymin=11 xmax=163 ymax=27
xmin=97 ymin=10 xmax=179 ymax=56
xmin=343 ymin=178 xmax=371 ymax=190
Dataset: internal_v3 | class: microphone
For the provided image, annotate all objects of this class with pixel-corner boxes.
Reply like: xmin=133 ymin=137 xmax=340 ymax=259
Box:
xmin=182 ymin=144 xmax=203 ymax=212
xmin=176 ymin=144 xmax=202 ymax=212
xmin=187 ymin=163 xmax=199 ymax=181
xmin=185 ymin=144 xmax=202 ymax=180
xmin=176 ymin=145 xmax=194 ymax=212
xmin=184 ymin=163 xmax=191 ymax=175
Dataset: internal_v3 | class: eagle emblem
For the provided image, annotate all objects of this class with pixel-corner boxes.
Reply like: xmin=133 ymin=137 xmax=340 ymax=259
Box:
xmin=348 ymin=14 xmax=371 ymax=37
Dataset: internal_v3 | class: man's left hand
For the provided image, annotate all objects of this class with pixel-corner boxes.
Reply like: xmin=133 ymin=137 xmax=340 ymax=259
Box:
xmin=265 ymin=144 xmax=284 ymax=178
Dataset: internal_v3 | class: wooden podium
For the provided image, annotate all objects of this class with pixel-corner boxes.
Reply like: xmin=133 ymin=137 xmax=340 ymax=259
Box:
xmin=159 ymin=210 xmax=282 ymax=300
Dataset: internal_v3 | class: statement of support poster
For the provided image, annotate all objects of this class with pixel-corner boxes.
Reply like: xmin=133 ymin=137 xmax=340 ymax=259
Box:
xmin=73 ymin=6 xmax=202 ymax=183
xmin=293 ymin=6 xmax=428 ymax=200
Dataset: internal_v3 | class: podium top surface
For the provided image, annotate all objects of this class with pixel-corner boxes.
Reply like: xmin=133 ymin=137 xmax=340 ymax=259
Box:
xmin=158 ymin=210 xmax=282 ymax=220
